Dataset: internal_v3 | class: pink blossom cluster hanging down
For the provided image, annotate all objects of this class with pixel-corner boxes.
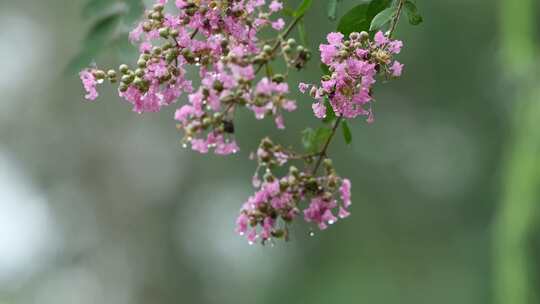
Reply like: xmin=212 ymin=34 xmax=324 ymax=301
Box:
xmin=300 ymin=31 xmax=403 ymax=123
xmin=79 ymin=0 xmax=405 ymax=245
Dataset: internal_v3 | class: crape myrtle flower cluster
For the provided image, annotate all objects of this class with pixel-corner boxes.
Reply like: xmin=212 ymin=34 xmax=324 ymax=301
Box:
xmin=79 ymin=0 xmax=407 ymax=245
xmin=79 ymin=0 xmax=310 ymax=155
xmin=235 ymin=138 xmax=351 ymax=244
xmin=300 ymin=31 xmax=403 ymax=122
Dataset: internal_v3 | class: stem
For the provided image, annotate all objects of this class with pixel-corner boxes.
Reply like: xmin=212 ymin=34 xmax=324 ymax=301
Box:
xmin=388 ymin=0 xmax=405 ymax=38
xmin=312 ymin=116 xmax=343 ymax=174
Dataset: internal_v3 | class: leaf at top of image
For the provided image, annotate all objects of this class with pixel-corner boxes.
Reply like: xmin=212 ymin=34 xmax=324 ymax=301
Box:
xmin=404 ymin=0 xmax=423 ymax=25
xmin=370 ymin=7 xmax=396 ymax=31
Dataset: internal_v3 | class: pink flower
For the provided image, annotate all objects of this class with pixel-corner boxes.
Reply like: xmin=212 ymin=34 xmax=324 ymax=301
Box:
xmin=298 ymin=82 xmax=310 ymax=93
xmin=269 ymin=0 xmax=283 ymax=12
xmin=338 ymin=206 xmax=350 ymax=219
xmin=327 ymin=32 xmax=344 ymax=45
xmin=388 ymin=40 xmax=403 ymax=54
xmin=374 ymin=31 xmax=389 ymax=46
xmin=340 ymin=179 xmax=351 ymax=208
xmin=272 ymin=18 xmax=285 ymax=31
xmin=79 ymin=70 xmax=99 ymax=101
xmin=390 ymin=61 xmax=404 ymax=77
xmin=235 ymin=213 xmax=249 ymax=235
xmin=191 ymin=139 xmax=209 ymax=153
xmin=312 ymin=102 xmax=326 ymax=119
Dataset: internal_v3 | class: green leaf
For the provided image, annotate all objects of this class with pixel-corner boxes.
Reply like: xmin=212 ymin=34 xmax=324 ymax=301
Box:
xmin=370 ymin=7 xmax=396 ymax=31
xmin=302 ymin=128 xmax=316 ymax=151
xmin=404 ymin=1 xmax=423 ymax=25
xmin=314 ymin=127 xmax=333 ymax=150
xmin=282 ymin=7 xmax=295 ymax=17
xmin=367 ymin=0 xmax=393 ymax=18
xmin=327 ymin=0 xmax=340 ymax=21
xmin=294 ymin=0 xmax=313 ymax=17
xmin=337 ymin=0 xmax=394 ymax=36
xmin=297 ymin=21 xmax=308 ymax=45
xmin=302 ymin=127 xmax=332 ymax=152
xmin=341 ymin=121 xmax=353 ymax=144
xmin=320 ymin=63 xmax=330 ymax=75
xmin=322 ymin=98 xmax=336 ymax=124
xmin=337 ymin=4 xmax=370 ymax=36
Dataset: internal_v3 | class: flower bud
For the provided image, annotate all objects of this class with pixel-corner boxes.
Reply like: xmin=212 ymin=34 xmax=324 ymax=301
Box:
xmin=263 ymin=44 xmax=273 ymax=54
xmin=282 ymin=45 xmax=292 ymax=54
xmin=287 ymin=38 xmax=296 ymax=46
xmin=106 ymin=69 xmax=117 ymax=79
xmin=359 ymin=31 xmax=369 ymax=41
xmin=349 ymin=32 xmax=360 ymax=41
xmin=152 ymin=47 xmax=162 ymax=55
xmin=170 ymin=28 xmax=179 ymax=37
xmin=119 ymin=64 xmax=129 ymax=74
xmin=159 ymin=27 xmax=170 ymax=38
xmin=137 ymin=59 xmax=147 ymax=68
xmin=272 ymin=74 xmax=285 ymax=83
xmin=121 ymin=74 xmax=134 ymax=84
xmin=135 ymin=68 xmax=145 ymax=77
xmin=141 ymin=21 xmax=151 ymax=32
xmin=93 ymin=70 xmax=106 ymax=79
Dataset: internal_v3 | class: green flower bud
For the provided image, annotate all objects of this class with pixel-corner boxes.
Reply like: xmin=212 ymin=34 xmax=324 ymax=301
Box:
xmin=134 ymin=68 xmax=145 ymax=77
xmin=349 ymin=32 xmax=360 ymax=41
xmin=133 ymin=77 xmax=143 ymax=87
xmin=359 ymin=31 xmax=369 ymax=41
xmin=119 ymin=64 xmax=129 ymax=74
xmin=287 ymin=38 xmax=296 ymax=46
xmin=106 ymin=69 xmax=116 ymax=79
xmin=263 ymin=44 xmax=273 ymax=54
xmin=159 ymin=27 xmax=170 ymax=38
xmin=93 ymin=70 xmax=106 ymax=79
xmin=121 ymin=74 xmax=134 ymax=84
xmin=152 ymin=47 xmax=162 ymax=55
xmin=142 ymin=22 xmax=152 ymax=32
xmin=137 ymin=59 xmax=147 ymax=68
xmin=282 ymin=45 xmax=292 ymax=54
xmin=272 ymin=74 xmax=285 ymax=83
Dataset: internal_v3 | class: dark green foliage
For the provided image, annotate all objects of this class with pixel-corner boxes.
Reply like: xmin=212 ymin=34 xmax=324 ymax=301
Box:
xmin=404 ymin=1 xmax=423 ymax=25
xmin=337 ymin=0 xmax=392 ymax=36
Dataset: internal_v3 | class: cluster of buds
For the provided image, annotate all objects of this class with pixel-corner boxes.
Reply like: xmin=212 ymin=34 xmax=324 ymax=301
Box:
xmin=236 ymin=138 xmax=351 ymax=245
xmin=300 ymin=31 xmax=403 ymax=122
xmin=80 ymin=0 xmax=311 ymax=155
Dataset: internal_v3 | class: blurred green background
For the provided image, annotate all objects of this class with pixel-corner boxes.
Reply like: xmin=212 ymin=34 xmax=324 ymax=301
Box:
xmin=0 ymin=0 xmax=538 ymax=303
